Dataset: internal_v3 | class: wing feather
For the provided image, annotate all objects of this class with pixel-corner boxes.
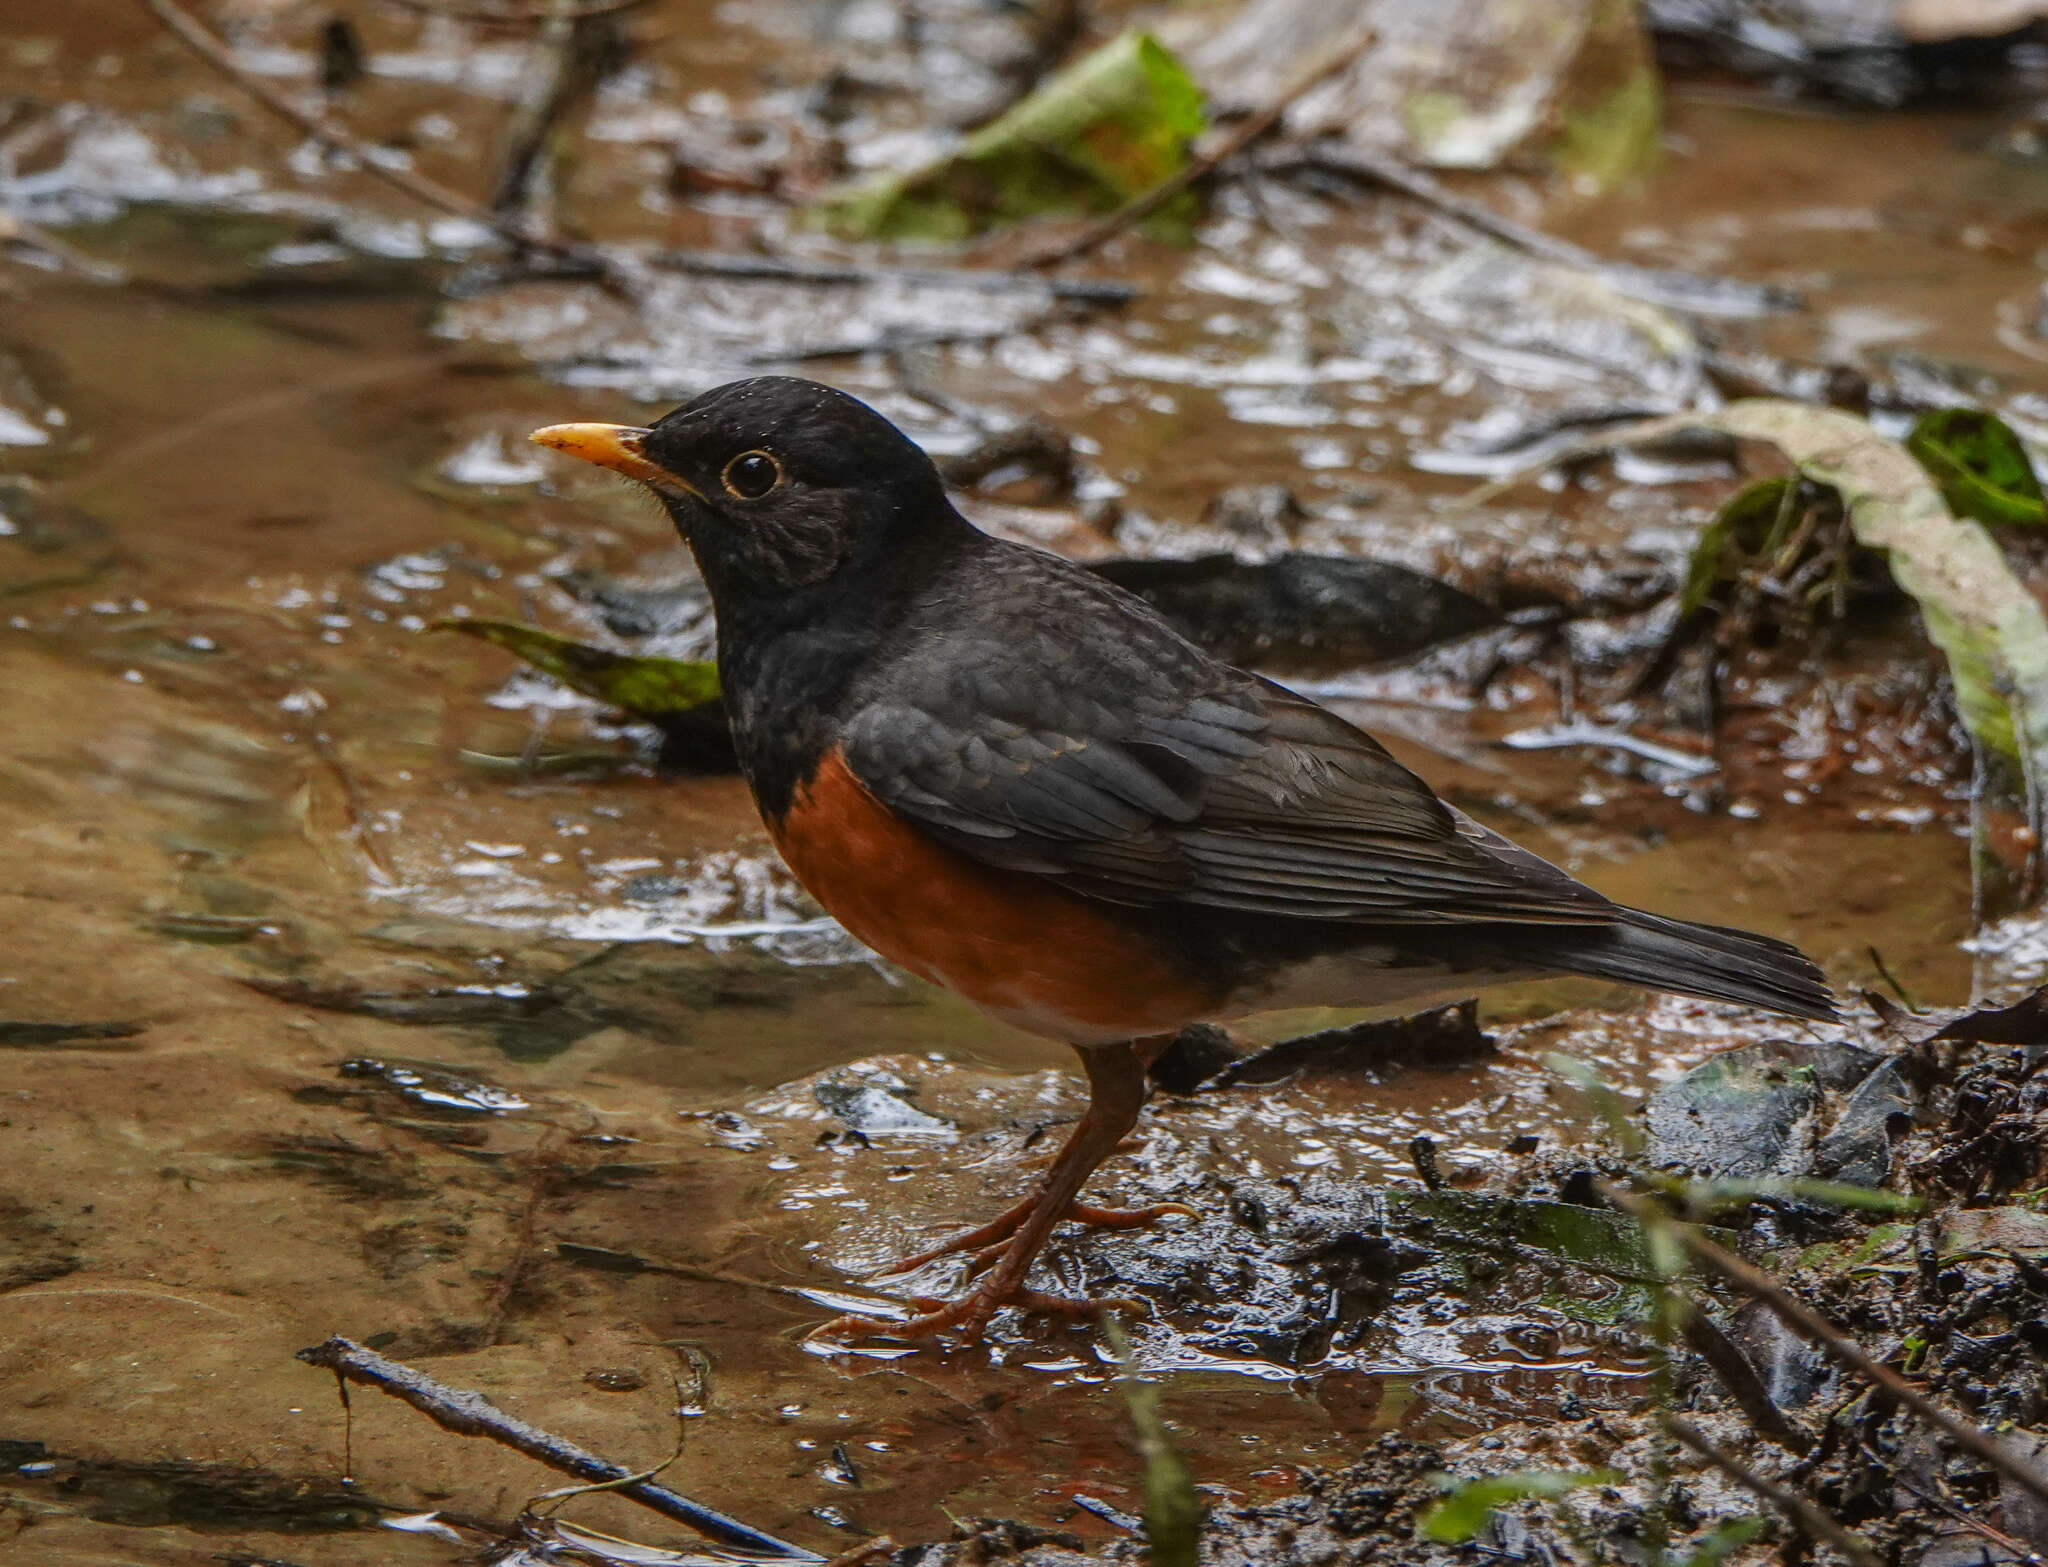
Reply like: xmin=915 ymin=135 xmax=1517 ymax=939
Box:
xmin=842 ymin=670 xmax=1614 ymax=927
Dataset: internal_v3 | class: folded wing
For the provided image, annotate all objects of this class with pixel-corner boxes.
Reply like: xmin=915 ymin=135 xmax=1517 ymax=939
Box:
xmin=842 ymin=671 xmax=1618 ymax=927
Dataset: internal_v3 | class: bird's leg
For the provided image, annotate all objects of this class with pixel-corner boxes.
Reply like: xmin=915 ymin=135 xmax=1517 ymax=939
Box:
xmin=810 ymin=1036 xmax=1170 ymax=1344
xmin=880 ymin=1035 xmax=1192 ymax=1272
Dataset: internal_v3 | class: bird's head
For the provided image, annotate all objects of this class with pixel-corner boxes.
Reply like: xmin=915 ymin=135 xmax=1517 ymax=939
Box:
xmin=531 ymin=377 xmax=955 ymax=605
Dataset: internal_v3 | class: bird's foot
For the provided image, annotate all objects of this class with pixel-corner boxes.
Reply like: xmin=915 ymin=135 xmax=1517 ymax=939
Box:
xmin=888 ymin=1195 xmax=1197 ymax=1274
xmin=807 ymin=1283 xmax=1147 ymax=1347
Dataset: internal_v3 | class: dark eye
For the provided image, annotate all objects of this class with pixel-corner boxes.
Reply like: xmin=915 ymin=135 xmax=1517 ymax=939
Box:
xmin=722 ymin=450 xmax=782 ymax=499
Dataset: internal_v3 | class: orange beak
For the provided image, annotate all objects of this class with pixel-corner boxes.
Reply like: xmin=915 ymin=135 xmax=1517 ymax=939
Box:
xmin=528 ymin=423 xmax=671 ymax=486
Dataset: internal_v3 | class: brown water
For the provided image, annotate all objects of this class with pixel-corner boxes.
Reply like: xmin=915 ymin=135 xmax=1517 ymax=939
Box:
xmin=2 ymin=6 xmax=2042 ymax=1560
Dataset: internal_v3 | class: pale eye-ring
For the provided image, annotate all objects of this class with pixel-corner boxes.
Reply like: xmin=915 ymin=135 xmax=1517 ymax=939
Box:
xmin=722 ymin=450 xmax=782 ymax=499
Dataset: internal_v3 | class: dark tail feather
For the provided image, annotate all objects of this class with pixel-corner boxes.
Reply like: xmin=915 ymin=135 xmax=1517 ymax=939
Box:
xmin=1532 ymin=909 xmax=1838 ymax=1023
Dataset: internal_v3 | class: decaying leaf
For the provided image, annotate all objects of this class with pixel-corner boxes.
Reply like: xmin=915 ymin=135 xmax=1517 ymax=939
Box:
xmin=437 ymin=617 xmax=720 ymax=717
xmin=1188 ymin=0 xmax=1659 ymax=184
xmin=812 ymin=30 xmax=1205 ymax=243
xmin=1906 ymin=407 xmax=2046 ymax=527
xmin=1934 ymin=980 xmax=2048 ymax=1045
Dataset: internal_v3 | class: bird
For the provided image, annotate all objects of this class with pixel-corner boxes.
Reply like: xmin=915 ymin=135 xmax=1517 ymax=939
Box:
xmin=530 ymin=376 xmax=1836 ymax=1345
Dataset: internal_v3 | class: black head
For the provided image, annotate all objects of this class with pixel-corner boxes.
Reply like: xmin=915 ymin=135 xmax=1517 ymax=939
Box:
xmin=532 ymin=377 xmax=962 ymax=607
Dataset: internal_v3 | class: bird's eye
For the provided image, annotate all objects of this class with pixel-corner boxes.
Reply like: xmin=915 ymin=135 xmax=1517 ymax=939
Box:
xmin=721 ymin=450 xmax=782 ymax=500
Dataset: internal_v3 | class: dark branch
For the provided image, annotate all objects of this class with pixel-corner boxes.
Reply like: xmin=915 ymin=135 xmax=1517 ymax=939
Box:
xmin=295 ymin=1336 xmax=820 ymax=1560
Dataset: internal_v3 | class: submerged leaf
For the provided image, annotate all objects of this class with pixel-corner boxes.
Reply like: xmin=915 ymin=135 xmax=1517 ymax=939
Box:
xmin=1907 ymin=408 xmax=2046 ymax=527
xmin=813 ymin=31 xmax=1205 ymax=242
xmin=1420 ymin=1468 xmax=1619 ymax=1543
xmin=437 ymin=618 xmax=720 ymax=718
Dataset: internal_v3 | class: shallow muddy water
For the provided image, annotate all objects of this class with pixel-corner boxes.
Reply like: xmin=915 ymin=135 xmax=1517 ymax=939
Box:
xmin=3 ymin=4 xmax=2046 ymax=1561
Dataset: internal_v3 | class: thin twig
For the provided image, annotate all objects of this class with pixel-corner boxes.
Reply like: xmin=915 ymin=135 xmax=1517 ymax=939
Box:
xmin=308 ymin=732 xmax=396 ymax=885
xmin=743 ymin=325 xmax=1023 ymax=365
xmin=295 ymin=1336 xmax=821 ymax=1560
xmin=489 ymin=0 xmax=623 ymax=231
xmin=64 ymin=352 xmax=452 ymax=497
xmin=1604 ymin=1186 xmax=2048 ymax=1514
xmin=0 ymin=209 xmax=126 ymax=283
xmin=1665 ymin=1418 xmax=1881 ymax=1567
xmin=134 ymin=0 xmax=498 ymax=232
xmin=1891 ymin=1435 xmax=2048 ymax=1565
xmin=1271 ymin=141 xmax=1800 ymax=318
xmin=1868 ymin=1433 xmax=2048 ymax=1567
xmin=652 ymin=246 xmax=1136 ymax=305
xmin=375 ymin=0 xmax=654 ymax=25
xmin=552 ymin=1240 xmax=913 ymax=1317
xmin=1022 ymin=24 xmax=1377 ymax=269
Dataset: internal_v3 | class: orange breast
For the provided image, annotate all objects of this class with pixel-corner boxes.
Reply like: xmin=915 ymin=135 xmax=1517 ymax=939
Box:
xmin=766 ymin=749 xmax=1219 ymax=1045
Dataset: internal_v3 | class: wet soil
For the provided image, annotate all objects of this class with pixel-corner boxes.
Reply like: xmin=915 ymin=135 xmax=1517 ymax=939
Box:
xmin=4 ymin=3 xmax=2048 ymax=1561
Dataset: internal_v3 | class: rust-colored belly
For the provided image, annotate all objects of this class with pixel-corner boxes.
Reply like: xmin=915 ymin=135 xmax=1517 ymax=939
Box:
xmin=766 ymin=749 xmax=1218 ymax=1044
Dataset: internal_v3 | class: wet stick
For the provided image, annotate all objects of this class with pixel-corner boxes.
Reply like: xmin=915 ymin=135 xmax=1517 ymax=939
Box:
xmin=1674 ymin=1305 xmax=1812 ymax=1454
xmin=818 ymin=1538 xmax=900 ymax=1567
xmin=489 ymin=0 xmax=624 ymax=234
xmin=1665 ymin=1419 xmax=1879 ymax=1567
xmin=1601 ymin=1186 xmax=2048 ymax=1515
xmin=135 ymin=0 xmax=497 ymax=231
xmin=374 ymin=0 xmax=656 ymax=23
xmin=653 ymin=248 xmax=1136 ymax=304
xmin=294 ymin=1336 xmax=821 ymax=1560
xmin=552 ymin=1240 xmax=915 ymax=1318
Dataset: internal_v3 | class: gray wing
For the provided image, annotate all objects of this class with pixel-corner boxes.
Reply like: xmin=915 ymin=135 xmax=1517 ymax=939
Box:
xmin=841 ymin=612 xmax=1616 ymax=928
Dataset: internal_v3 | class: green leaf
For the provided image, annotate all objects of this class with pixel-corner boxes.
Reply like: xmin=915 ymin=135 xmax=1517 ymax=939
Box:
xmin=1548 ymin=0 xmax=1663 ymax=188
xmin=1385 ymin=1185 xmax=1670 ymax=1324
xmin=437 ymin=619 xmax=720 ymax=718
xmin=1683 ymin=399 xmax=2048 ymax=923
xmin=1419 ymin=1469 xmax=1619 ymax=1543
xmin=1680 ymin=477 xmax=1795 ymax=615
xmin=811 ymin=30 xmax=1206 ymax=243
xmin=1907 ymin=408 xmax=2046 ymax=527
xmin=1678 ymin=1517 xmax=1768 ymax=1566
xmin=1678 ymin=1177 xmax=1922 ymax=1216
xmin=1102 ymin=1318 xmax=1201 ymax=1567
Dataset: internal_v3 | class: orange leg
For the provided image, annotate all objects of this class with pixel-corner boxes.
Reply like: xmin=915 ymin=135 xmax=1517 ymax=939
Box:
xmin=810 ymin=1036 xmax=1177 ymax=1345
